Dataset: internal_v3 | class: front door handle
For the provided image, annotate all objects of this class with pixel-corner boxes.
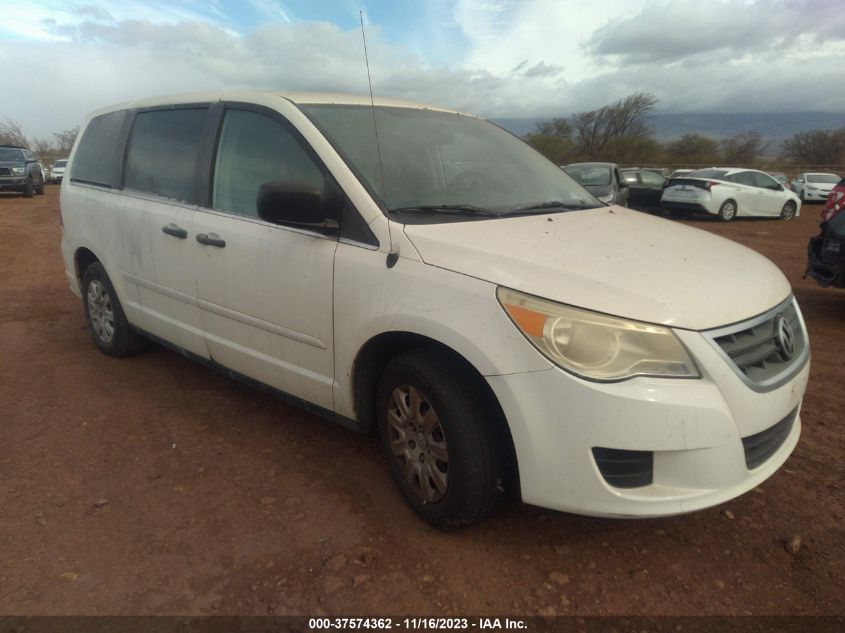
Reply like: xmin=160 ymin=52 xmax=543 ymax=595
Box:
xmin=196 ymin=233 xmax=226 ymax=248
xmin=162 ymin=223 xmax=187 ymax=239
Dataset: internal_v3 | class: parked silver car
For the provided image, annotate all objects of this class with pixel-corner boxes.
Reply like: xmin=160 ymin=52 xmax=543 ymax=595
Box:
xmin=561 ymin=162 xmax=629 ymax=206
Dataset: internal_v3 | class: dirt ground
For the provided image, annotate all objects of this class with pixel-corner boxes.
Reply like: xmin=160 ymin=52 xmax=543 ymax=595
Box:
xmin=0 ymin=186 xmax=843 ymax=617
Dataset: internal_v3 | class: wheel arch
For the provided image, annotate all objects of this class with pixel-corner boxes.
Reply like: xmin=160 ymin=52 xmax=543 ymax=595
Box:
xmin=352 ymin=330 xmax=520 ymax=495
xmin=74 ymin=247 xmax=101 ymax=286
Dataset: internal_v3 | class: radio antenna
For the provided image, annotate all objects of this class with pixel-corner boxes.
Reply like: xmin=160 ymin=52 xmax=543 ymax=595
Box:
xmin=359 ymin=10 xmax=398 ymax=267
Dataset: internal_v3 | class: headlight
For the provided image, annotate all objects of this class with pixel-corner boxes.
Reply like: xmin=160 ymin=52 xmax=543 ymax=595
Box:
xmin=807 ymin=184 xmax=818 ymax=190
xmin=11 ymin=167 xmax=24 ymax=175
xmin=497 ymin=287 xmax=699 ymax=381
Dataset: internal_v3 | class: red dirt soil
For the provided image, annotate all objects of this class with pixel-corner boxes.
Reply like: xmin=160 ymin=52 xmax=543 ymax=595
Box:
xmin=0 ymin=187 xmax=842 ymax=616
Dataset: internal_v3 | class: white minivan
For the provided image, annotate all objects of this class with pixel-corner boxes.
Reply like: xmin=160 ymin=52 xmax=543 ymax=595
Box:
xmin=60 ymin=91 xmax=809 ymax=528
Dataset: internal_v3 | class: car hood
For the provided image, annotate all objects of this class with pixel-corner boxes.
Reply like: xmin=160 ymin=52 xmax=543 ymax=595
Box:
xmin=401 ymin=207 xmax=791 ymax=331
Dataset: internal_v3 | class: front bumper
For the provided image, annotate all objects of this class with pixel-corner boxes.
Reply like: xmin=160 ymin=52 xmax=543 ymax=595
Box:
xmin=0 ymin=176 xmax=28 ymax=191
xmin=804 ymin=189 xmax=832 ymax=201
xmin=487 ymin=320 xmax=808 ymax=517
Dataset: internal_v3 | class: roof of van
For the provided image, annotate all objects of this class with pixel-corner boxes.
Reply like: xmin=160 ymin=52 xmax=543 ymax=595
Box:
xmin=88 ymin=90 xmax=470 ymax=118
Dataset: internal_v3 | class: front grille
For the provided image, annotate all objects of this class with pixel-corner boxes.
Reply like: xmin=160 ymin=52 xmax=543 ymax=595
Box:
xmin=707 ymin=298 xmax=808 ymax=391
xmin=0 ymin=168 xmax=11 ymax=176
xmin=742 ymin=407 xmax=797 ymax=469
xmin=592 ymin=447 xmax=653 ymax=488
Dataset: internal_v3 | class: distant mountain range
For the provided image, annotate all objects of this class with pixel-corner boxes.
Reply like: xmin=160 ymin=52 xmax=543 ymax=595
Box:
xmin=494 ymin=112 xmax=845 ymax=146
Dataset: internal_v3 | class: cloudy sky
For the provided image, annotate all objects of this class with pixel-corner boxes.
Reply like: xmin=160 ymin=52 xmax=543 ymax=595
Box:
xmin=2 ymin=0 xmax=845 ymax=138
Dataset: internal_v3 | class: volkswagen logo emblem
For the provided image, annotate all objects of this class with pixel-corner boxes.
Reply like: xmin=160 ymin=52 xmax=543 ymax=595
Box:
xmin=774 ymin=315 xmax=795 ymax=360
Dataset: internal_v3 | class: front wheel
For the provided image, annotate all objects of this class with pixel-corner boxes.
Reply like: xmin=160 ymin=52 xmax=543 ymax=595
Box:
xmin=376 ymin=349 xmax=503 ymax=529
xmin=81 ymin=263 xmax=149 ymax=357
xmin=23 ymin=177 xmax=34 ymax=198
xmin=718 ymin=199 xmax=737 ymax=221
xmin=780 ymin=201 xmax=797 ymax=221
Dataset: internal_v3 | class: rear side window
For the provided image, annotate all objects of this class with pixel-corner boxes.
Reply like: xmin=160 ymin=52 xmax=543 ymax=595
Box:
xmin=728 ymin=171 xmax=756 ymax=186
xmin=212 ymin=109 xmax=325 ymax=218
xmin=71 ymin=110 xmax=127 ymax=187
xmin=124 ymin=108 xmax=207 ymax=204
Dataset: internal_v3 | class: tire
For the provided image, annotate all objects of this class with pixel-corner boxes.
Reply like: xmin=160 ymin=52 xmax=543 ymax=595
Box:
xmin=81 ymin=262 xmax=149 ymax=357
xmin=36 ymin=182 xmax=45 ymax=195
xmin=780 ymin=201 xmax=797 ymax=221
xmin=376 ymin=349 xmax=503 ymax=529
xmin=718 ymin=199 xmax=737 ymax=222
xmin=23 ymin=177 xmax=34 ymax=198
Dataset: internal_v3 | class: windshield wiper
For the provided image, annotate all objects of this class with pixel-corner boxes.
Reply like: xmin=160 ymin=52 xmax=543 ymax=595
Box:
xmin=390 ymin=204 xmax=500 ymax=217
xmin=506 ymin=200 xmax=600 ymax=215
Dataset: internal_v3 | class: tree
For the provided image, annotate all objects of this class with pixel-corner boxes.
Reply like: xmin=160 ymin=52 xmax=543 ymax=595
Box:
xmin=0 ymin=118 xmax=28 ymax=147
xmin=602 ymin=135 xmax=664 ymax=165
xmin=31 ymin=137 xmax=52 ymax=156
xmin=525 ymin=118 xmax=575 ymax=164
xmin=53 ymin=126 xmax=79 ymax=156
xmin=721 ymin=130 xmax=767 ymax=165
xmin=665 ymin=134 xmax=721 ymax=166
xmin=570 ymin=92 xmax=658 ymax=159
xmin=781 ymin=129 xmax=845 ymax=166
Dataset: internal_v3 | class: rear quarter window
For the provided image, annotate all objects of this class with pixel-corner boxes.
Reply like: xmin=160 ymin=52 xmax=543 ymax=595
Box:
xmin=71 ymin=110 xmax=128 ymax=187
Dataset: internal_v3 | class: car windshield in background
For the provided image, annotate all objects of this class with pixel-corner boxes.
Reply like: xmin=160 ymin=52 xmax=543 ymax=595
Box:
xmin=808 ymin=174 xmax=840 ymax=184
xmin=300 ymin=105 xmax=600 ymax=219
xmin=563 ymin=165 xmax=612 ymax=187
xmin=54 ymin=160 xmax=67 ymax=167
xmin=770 ymin=173 xmax=787 ymax=183
xmin=686 ymin=169 xmax=729 ymax=179
xmin=0 ymin=148 xmax=23 ymax=161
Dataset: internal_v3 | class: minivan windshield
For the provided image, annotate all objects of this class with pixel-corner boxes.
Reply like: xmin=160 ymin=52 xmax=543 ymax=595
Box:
xmin=300 ymin=104 xmax=601 ymax=220
xmin=54 ymin=159 xmax=67 ymax=167
xmin=0 ymin=148 xmax=23 ymax=162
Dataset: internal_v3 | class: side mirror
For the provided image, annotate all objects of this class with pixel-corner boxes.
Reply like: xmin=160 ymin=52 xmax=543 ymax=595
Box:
xmin=257 ymin=181 xmax=339 ymax=230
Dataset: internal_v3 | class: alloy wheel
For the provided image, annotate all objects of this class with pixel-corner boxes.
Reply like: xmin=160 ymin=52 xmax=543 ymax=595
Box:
xmin=387 ymin=385 xmax=449 ymax=503
xmin=87 ymin=279 xmax=115 ymax=344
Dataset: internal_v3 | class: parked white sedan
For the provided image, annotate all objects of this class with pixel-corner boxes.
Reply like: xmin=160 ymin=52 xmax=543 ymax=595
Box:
xmin=661 ymin=167 xmax=801 ymax=221
xmin=790 ymin=172 xmax=841 ymax=203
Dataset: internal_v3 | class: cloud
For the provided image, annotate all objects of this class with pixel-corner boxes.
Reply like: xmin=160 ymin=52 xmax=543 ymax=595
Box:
xmin=587 ymin=0 xmax=845 ymax=64
xmin=2 ymin=0 xmax=845 ymax=141
xmin=76 ymin=5 xmax=113 ymax=22
xmin=0 ymin=17 xmax=576 ymax=138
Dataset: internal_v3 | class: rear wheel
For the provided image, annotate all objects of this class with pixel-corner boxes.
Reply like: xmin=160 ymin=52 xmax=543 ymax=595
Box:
xmin=376 ymin=349 xmax=503 ymax=529
xmin=718 ymin=199 xmax=737 ymax=221
xmin=81 ymin=263 xmax=149 ymax=357
xmin=780 ymin=201 xmax=797 ymax=221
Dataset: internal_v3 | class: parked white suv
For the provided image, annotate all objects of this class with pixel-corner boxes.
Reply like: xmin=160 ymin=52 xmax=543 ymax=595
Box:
xmin=791 ymin=172 xmax=841 ymax=203
xmin=60 ymin=92 xmax=809 ymax=528
xmin=661 ymin=167 xmax=802 ymax=221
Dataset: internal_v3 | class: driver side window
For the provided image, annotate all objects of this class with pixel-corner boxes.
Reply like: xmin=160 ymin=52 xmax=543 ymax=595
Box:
xmin=213 ymin=109 xmax=325 ymax=218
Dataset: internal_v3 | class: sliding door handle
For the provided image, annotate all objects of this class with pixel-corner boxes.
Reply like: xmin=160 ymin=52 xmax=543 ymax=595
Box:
xmin=161 ymin=223 xmax=187 ymax=239
xmin=196 ymin=233 xmax=226 ymax=248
